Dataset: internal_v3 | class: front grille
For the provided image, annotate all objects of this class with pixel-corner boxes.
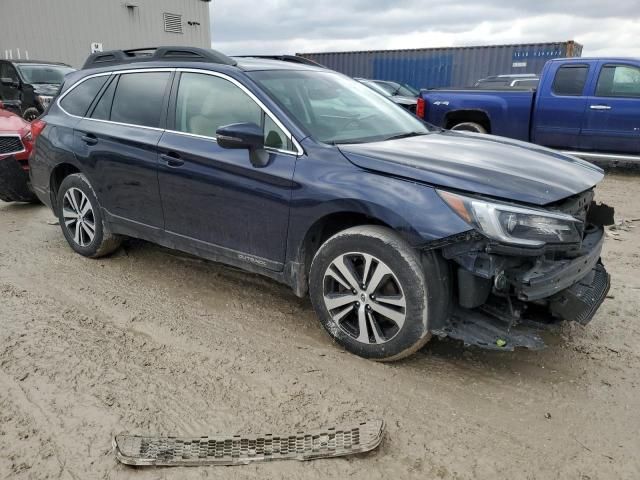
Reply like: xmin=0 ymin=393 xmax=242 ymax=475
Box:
xmin=114 ymin=420 xmax=384 ymax=466
xmin=0 ymin=135 xmax=24 ymax=155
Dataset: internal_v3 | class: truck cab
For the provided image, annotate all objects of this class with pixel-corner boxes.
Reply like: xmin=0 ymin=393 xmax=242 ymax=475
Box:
xmin=534 ymin=58 xmax=640 ymax=154
xmin=421 ymin=57 xmax=640 ymax=160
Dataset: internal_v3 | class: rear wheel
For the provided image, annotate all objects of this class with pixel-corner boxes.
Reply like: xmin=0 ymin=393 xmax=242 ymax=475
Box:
xmin=57 ymin=173 xmax=122 ymax=258
xmin=309 ymin=225 xmax=450 ymax=361
xmin=450 ymin=122 xmax=487 ymax=133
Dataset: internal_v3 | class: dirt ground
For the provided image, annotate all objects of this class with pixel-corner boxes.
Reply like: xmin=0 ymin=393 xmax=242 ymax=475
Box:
xmin=1 ymin=173 xmax=639 ymax=480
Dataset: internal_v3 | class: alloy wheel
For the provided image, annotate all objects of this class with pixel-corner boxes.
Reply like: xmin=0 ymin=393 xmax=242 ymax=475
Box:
xmin=62 ymin=188 xmax=96 ymax=247
xmin=322 ymin=252 xmax=407 ymax=345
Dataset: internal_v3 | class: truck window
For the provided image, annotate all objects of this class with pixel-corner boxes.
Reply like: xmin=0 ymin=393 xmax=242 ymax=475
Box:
xmin=552 ymin=65 xmax=589 ymax=96
xmin=596 ymin=65 xmax=640 ymax=98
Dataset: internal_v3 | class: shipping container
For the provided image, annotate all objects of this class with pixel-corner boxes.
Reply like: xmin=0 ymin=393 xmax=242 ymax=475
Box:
xmin=297 ymin=41 xmax=583 ymax=89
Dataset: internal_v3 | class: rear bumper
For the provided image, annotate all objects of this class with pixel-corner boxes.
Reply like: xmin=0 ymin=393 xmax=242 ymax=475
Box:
xmin=0 ymin=155 xmax=37 ymax=202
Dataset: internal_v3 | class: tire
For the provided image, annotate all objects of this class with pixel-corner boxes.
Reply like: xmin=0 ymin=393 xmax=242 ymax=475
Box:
xmin=450 ymin=122 xmax=487 ymax=134
xmin=56 ymin=173 xmax=122 ymax=258
xmin=309 ymin=225 xmax=450 ymax=361
xmin=22 ymin=107 xmax=40 ymax=123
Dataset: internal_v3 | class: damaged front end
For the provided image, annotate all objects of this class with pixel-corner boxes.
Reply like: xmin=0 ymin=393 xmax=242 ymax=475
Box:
xmin=432 ymin=188 xmax=612 ymax=351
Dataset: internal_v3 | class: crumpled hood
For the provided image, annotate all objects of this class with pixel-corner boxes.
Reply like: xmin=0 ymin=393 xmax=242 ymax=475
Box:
xmin=339 ymin=130 xmax=604 ymax=205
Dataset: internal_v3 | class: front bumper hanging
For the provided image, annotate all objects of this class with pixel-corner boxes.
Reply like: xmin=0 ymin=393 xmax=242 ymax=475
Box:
xmin=435 ymin=226 xmax=611 ymax=351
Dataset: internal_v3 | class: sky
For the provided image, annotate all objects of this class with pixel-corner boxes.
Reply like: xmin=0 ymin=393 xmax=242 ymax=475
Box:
xmin=208 ymin=0 xmax=640 ymax=57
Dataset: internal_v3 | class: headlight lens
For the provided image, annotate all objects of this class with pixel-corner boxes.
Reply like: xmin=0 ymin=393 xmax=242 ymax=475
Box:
xmin=438 ymin=190 xmax=582 ymax=246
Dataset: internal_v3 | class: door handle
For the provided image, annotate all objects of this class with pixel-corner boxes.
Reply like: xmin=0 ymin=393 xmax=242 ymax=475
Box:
xmin=81 ymin=134 xmax=98 ymax=145
xmin=160 ymin=152 xmax=184 ymax=167
xmin=590 ymin=105 xmax=611 ymax=110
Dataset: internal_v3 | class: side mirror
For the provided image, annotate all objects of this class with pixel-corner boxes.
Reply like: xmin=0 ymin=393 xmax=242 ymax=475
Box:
xmin=1 ymin=77 xmax=19 ymax=88
xmin=216 ymin=122 xmax=270 ymax=168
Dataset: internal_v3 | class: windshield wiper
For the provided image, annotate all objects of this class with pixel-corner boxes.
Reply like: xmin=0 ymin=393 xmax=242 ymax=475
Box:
xmin=382 ymin=131 xmax=428 ymax=141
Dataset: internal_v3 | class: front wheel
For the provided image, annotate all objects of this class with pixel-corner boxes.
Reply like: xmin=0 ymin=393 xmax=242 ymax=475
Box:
xmin=57 ymin=173 xmax=122 ymax=258
xmin=309 ymin=226 xmax=450 ymax=361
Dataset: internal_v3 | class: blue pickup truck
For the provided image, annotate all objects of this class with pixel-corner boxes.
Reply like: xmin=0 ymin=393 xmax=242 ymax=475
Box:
xmin=419 ymin=58 xmax=640 ymax=161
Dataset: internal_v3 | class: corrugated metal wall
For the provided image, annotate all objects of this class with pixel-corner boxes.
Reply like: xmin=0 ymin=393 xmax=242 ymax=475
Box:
xmin=298 ymin=42 xmax=583 ymax=88
xmin=0 ymin=0 xmax=211 ymax=68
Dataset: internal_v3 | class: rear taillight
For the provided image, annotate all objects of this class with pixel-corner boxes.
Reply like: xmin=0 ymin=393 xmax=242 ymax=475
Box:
xmin=31 ymin=119 xmax=47 ymax=141
xmin=416 ymin=98 xmax=426 ymax=119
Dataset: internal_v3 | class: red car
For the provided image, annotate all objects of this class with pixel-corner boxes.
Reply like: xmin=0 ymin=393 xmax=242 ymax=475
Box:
xmin=0 ymin=100 xmax=38 ymax=202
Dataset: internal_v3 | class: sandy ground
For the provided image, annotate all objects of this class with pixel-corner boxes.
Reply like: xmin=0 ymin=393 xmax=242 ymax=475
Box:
xmin=1 ymin=173 xmax=639 ymax=480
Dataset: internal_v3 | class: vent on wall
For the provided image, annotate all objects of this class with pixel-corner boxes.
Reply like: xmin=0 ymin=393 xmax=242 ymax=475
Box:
xmin=163 ymin=13 xmax=183 ymax=34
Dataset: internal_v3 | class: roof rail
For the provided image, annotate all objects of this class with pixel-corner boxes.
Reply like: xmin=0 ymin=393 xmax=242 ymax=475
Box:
xmin=82 ymin=46 xmax=237 ymax=70
xmin=234 ymin=55 xmax=325 ymax=68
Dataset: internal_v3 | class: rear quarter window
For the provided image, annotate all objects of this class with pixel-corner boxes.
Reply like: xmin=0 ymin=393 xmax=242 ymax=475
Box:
xmin=110 ymin=72 xmax=171 ymax=128
xmin=59 ymin=76 xmax=109 ymax=116
xmin=551 ymin=65 xmax=589 ymax=96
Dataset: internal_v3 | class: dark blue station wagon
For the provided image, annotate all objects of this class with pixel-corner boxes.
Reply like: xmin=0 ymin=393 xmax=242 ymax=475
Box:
xmin=29 ymin=47 xmax=611 ymax=360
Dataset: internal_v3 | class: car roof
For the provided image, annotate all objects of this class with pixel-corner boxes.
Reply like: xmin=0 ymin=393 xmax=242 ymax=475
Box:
xmin=232 ymin=57 xmax=326 ymax=72
xmin=549 ymin=57 xmax=640 ymax=63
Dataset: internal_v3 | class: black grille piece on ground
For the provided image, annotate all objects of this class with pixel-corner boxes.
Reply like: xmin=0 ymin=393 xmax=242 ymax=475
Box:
xmin=113 ymin=420 xmax=384 ymax=466
xmin=0 ymin=135 xmax=24 ymax=156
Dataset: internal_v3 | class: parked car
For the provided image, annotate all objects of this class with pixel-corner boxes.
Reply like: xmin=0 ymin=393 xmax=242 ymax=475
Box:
xmin=0 ymin=100 xmax=38 ymax=202
xmin=0 ymin=59 xmax=74 ymax=121
xmin=473 ymin=74 xmax=539 ymax=89
xmin=29 ymin=46 xmax=611 ymax=360
xmin=367 ymin=80 xmax=420 ymax=98
xmin=419 ymin=58 xmax=640 ymax=161
xmin=356 ymin=78 xmax=418 ymax=113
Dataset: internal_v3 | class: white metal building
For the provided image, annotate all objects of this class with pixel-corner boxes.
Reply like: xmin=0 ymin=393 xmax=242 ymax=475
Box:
xmin=0 ymin=0 xmax=212 ymax=68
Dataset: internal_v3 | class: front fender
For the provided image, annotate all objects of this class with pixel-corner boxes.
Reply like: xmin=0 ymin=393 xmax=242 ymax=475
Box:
xmin=286 ymin=142 xmax=471 ymax=264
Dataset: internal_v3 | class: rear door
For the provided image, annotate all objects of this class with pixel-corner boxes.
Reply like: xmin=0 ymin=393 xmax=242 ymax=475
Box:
xmin=580 ymin=62 xmax=640 ymax=154
xmin=157 ymin=70 xmax=298 ymax=269
xmin=73 ymin=70 xmax=171 ymax=232
xmin=532 ymin=63 xmax=590 ymax=149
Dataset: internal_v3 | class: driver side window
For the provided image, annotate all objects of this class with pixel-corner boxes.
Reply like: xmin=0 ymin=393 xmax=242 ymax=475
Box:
xmin=175 ymin=72 xmax=293 ymax=151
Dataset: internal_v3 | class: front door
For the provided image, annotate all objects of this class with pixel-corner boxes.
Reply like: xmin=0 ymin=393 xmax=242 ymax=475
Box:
xmin=533 ymin=63 xmax=590 ymax=149
xmin=157 ymin=71 xmax=298 ymax=269
xmin=580 ymin=62 xmax=640 ymax=154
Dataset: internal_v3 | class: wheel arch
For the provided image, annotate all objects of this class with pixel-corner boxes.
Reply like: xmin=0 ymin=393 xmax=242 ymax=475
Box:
xmin=289 ymin=204 xmax=423 ymax=297
xmin=49 ymin=163 xmax=82 ymax=215
xmin=444 ymin=109 xmax=491 ymax=133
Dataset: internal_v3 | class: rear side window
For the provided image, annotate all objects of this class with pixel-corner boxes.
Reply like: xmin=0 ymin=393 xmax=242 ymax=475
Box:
xmin=110 ymin=72 xmax=170 ymax=128
xmin=60 ymin=76 xmax=109 ymax=116
xmin=596 ymin=64 xmax=640 ymax=98
xmin=552 ymin=65 xmax=589 ymax=96
xmin=90 ymin=77 xmax=117 ymax=120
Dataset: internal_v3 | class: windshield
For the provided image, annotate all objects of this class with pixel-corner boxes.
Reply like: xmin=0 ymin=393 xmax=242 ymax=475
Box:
xmin=16 ymin=64 xmax=75 ymax=84
xmin=249 ymin=70 xmax=431 ymax=145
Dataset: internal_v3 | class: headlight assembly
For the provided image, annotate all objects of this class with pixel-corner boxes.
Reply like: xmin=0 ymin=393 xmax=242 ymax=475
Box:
xmin=438 ymin=190 xmax=582 ymax=246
